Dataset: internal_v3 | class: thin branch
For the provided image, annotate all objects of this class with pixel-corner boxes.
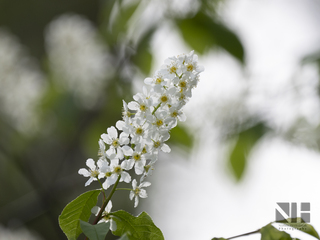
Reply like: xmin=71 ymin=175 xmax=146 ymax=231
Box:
xmin=227 ymin=229 xmax=260 ymax=239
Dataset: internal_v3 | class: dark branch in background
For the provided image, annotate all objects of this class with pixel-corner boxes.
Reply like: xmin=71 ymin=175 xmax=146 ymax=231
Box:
xmin=227 ymin=229 xmax=260 ymax=239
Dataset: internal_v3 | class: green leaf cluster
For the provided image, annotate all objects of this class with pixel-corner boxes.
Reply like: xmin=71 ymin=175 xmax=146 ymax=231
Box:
xmin=59 ymin=191 xmax=164 ymax=240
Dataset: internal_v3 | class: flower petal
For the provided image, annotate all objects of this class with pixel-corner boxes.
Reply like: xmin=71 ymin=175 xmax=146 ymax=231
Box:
xmin=122 ymin=145 xmax=133 ymax=156
xmin=101 ymin=133 xmax=112 ymax=145
xmin=128 ymin=101 xmax=139 ymax=111
xmin=116 ymin=120 xmax=125 ymax=130
xmin=107 ymin=126 xmax=118 ymax=139
xmin=140 ymin=181 xmax=151 ymax=188
xmin=105 ymin=201 xmax=112 ymax=213
xmin=110 ymin=219 xmax=117 ymax=231
xmin=86 ymin=158 xmax=96 ymax=170
xmin=78 ymin=168 xmax=90 ymax=177
xmin=144 ymin=77 xmax=153 ymax=85
xmin=129 ymin=190 xmax=134 ymax=200
xmin=161 ymin=143 xmax=171 ymax=153
xmin=91 ymin=206 xmax=100 ymax=215
xmin=85 ymin=177 xmax=94 ymax=186
xmin=134 ymin=196 xmax=139 ymax=208
xmin=121 ymin=171 xmax=131 ymax=183
xmin=139 ymin=189 xmax=148 ymax=198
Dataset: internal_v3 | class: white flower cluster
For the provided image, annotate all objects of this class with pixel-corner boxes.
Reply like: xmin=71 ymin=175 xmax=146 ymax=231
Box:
xmin=0 ymin=29 xmax=46 ymax=135
xmin=46 ymin=14 xmax=109 ymax=109
xmin=79 ymin=51 xmax=204 ymax=208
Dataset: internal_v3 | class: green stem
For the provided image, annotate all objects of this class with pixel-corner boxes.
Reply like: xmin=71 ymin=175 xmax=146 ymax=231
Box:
xmin=93 ymin=175 xmax=121 ymax=225
xmin=152 ymin=103 xmax=161 ymax=115
xmin=226 ymin=229 xmax=260 ymax=239
xmin=116 ymin=188 xmax=132 ymax=191
xmin=175 ymin=72 xmax=183 ymax=79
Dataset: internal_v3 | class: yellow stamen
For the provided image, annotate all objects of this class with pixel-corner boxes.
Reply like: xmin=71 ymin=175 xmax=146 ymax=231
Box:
xmin=114 ymin=166 xmax=122 ymax=174
xmin=133 ymin=153 xmax=141 ymax=161
xmin=187 ymin=64 xmax=194 ymax=71
xmin=136 ymin=127 xmax=144 ymax=135
xmin=160 ymin=95 xmax=168 ymax=103
xmin=156 ymin=119 xmax=163 ymax=126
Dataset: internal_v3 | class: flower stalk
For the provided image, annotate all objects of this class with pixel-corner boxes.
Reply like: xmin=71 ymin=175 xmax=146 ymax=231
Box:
xmin=93 ymin=175 xmax=121 ymax=225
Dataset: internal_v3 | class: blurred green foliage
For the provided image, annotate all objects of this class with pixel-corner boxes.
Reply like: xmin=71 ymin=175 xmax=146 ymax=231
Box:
xmin=1 ymin=0 xmax=320 ymax=239
xmin=228 ymin=122 xmax=267 ymax=181
xmin=177 ymin=12 xmax=245 ymax=63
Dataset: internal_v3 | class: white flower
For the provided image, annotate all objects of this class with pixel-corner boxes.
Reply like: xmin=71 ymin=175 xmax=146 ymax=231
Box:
xmin=101 ymin=159 xmax=132 ymax=189
xmin=46 ymin=14 xmax=109 ymax=108
xmin=101 ymin=126 xmax=129 ymax=159
xmin=156 ymin=86 xmax=177 ymax=106
xmin=150 ymin=131 xmax=171 ymax=153
xmin=166 ymin=103 xmax=186 ymax=128
xmin=140 ymin=161 xmax=156 ymax=182
xmin=98 ymin=139 xmax=108 ymax=161
xmin=161 ymin=57 xmax=182 ymax=80
xmin=144 ymin=70 xmax=169 ymax=92
xmin=129 ymin=179 xmax=151 ymax=208
xmin=128 ymin=118 xmax=151 ymax=144
xmin=121 ymin=100 xmax=133 ymax=122
xmin=125 ymin=144 xmax=147 ymax=175
xmin=128 ymin=93 xmax=153 ymax=119
xmin=183 ymin=50 xmax=205 ymax=75
xmin=78 ymin=158 xmax=104 ymax=186
xmin=91 ymin=201 xmax=117 ymax=231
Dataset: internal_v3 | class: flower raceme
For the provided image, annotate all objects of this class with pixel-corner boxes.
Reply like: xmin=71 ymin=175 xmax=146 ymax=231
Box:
xmin=78 ymin=51 xmax=204 ymax=208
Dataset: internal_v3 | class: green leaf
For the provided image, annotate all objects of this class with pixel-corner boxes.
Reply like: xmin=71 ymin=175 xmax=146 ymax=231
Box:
xmin=276 ymin=218 xmax=320 ymax=239
xmin=229 ymin=123 xmax=266 ymax=181
xmin=59 ymin=190 xmax=101 ymax=240
xmin=111 ymin=210 xmax=164 ymax=240
xmin=176 ymin=12 xmax=245 ymax=63
xmin=260 ymin=224 xmax=292 ymax=240
xmin=80 ymin=221 xmax=110 ymax=240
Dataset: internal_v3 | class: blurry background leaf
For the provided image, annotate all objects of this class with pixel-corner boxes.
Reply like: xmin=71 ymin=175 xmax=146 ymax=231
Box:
xmin=131 ymin=28 xmax=155 ymax=75
xmin=110 ymin=1 xmax=141 ymax=42
xmin=167 ymin=125 xmax=193 ymax=151
xmin=228 ymin=122 xmax=266 ymax=181
xmin=176 ymin=11 xmax=245 ymax=63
